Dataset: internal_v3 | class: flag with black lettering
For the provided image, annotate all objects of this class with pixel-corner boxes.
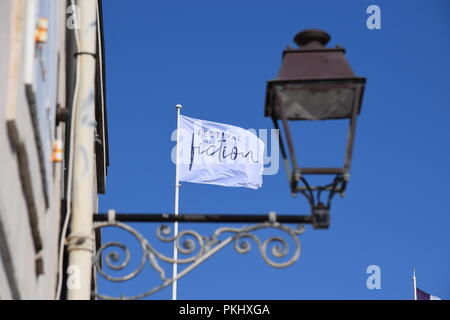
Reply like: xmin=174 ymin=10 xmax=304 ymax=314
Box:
xmin=176 ymin=115 xmax=265 ymax=189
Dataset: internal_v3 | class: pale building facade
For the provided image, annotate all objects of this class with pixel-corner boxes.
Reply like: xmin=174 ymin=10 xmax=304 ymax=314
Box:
xmin=0 ymin=0 xmax=107 ymax=299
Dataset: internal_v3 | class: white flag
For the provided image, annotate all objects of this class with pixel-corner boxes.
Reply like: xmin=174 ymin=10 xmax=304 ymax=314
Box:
xmin=176 ymin=115 xmax=265 ymax=189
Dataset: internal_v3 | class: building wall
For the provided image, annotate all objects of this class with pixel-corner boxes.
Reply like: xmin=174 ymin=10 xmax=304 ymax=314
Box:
xmin=0 ymin=0 xmax=106 ymax=300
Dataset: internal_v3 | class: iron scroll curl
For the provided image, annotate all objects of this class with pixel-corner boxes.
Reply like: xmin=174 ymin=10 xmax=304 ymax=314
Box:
xmin=92 ymin=221 xmax=305 ymax=300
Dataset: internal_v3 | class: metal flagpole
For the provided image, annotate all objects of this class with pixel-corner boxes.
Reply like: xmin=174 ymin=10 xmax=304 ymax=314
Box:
xmin=413 ymin=267 xmax=417 ymax=300
xmin=172 ymin=104 xmax=182 ymax=300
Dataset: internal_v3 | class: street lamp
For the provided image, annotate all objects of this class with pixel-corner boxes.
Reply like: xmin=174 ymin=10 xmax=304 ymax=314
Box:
xmin=90 ymin=29 xmax=367 ymax=299
xmin=265 ymin=29 xmax=366 ymax=228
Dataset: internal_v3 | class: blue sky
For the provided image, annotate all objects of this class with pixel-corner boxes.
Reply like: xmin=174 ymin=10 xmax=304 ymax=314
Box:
xmin=98 ymin=0 xmax=450 ymax=299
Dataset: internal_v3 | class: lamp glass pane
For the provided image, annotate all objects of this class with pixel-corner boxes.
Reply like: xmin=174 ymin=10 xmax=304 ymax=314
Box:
xmin=285 ymin=119 xmax=349 ymax=170
xmin=272 ymin=84 xmax=357 ymax=120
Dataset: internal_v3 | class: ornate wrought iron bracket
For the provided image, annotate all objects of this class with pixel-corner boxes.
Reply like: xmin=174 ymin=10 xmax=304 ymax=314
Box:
xmin=92 ymin=212 xmax=311 ymax=300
